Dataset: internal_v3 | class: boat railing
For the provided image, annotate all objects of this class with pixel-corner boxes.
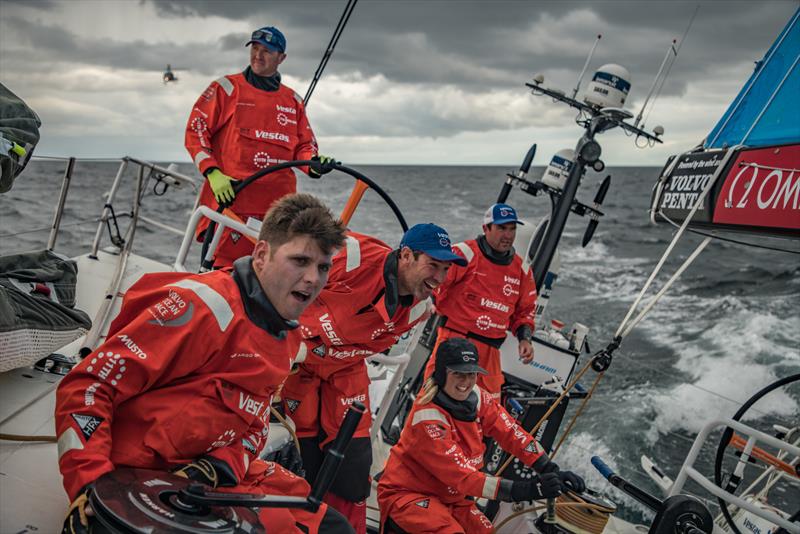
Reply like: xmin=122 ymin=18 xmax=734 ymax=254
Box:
xmin=173 ymin=205 xmax=260 ymax=272
xmin=32 ymin=155 xmax=200 ymax=354
xmin=667 ymin=418 xmax=800 ymax=533
xmin=367 ymin=322 xmax=424 ymax=444
xmin=32 ymin=155 xmax=200 ymax=253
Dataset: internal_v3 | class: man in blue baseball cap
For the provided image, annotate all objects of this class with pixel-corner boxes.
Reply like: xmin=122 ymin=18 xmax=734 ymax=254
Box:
xmin=185 ymin=25 xmax=336 ymax=268
xmin=422 ymin=202 xmax=538 ymax=399
xmin=282 ymin=223 xmax=466 ymax=533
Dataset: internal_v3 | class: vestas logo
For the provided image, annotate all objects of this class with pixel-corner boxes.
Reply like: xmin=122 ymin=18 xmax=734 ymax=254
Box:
xmin=480 ymin=297 xmax=509 ymax=313
xmin=504 ymin=275 xmax=520 ymax=285
xmin=319 ymin=313 xmax=343 ymax=345
xmin=255 ymin=130 xmax=290 ymax=143
xmin=340 ymin=393 xmax=366 ymax=406
xmin=239 ymin=392 xmax=266 ymax=419
xmin=276 ymin=105 xmax=296 ymax=115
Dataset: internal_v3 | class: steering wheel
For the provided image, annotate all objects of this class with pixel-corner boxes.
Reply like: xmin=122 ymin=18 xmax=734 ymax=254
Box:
xmin=713 ymin=373 xmax=800 ymax=534
xmin=200 ymin=160 xmax=408 ymax=269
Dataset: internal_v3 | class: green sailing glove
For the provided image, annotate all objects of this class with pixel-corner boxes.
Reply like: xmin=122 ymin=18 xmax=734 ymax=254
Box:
xmin=308 ymin=154 xmax=338 ymax=178
xmin=206 ymin=168 xmax=235 ymax=204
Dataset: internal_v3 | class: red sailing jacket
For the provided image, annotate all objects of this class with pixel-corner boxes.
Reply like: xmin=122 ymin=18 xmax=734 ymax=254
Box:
xmin=378 ymin=387 xmax=546 ymax=506
xmin=298 ymin=232 xmax=430 ymax=377
xmin=435 ymin=239 xmax=536 ymax=340
xmin=55 ymin=261 xmax=307 ymax=500
xmin=185 ymin=73 xmax=318 ymax=232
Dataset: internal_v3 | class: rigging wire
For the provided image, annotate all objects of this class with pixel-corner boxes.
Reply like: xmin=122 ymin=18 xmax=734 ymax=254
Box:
xmin=659 ymin=212 xmax=800 ymax=254
xmin=303 ymin=0 xmax=358 ymax=106
xmin=32 ymin=155 xmax=124 ymax=162
xmin=0 ymin=216 xmax=100 ymax=238
xmin=641 ymin=4 xmax=699 ymax=129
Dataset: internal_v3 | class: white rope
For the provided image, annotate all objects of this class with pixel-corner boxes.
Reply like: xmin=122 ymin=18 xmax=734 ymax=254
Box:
xmin=615 ymin=146 xmax=741 ymax=339
xmin=621 ymin=236 xmax=711 ymax=339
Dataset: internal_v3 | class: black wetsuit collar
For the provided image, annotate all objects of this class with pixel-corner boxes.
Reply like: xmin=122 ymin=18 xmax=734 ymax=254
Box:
xmin=433 ymin=389 xmax=478 ymax=422
xmin=243 ymin=67 xmax=281 ymax=92
xmin=232 ymin=257 xmax=298 ymax=339
xmin=383 ymin=250 xmax=413 ymax=318
xmin=477 ymin=234 xmax=514 ymax=266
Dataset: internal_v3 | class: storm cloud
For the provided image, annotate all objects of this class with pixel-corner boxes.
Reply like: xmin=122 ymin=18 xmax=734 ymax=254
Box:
xmin=0 ymin=0 xmax=795 ymax=164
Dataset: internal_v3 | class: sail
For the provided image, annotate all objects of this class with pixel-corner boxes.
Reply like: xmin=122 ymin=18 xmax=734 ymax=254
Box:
xmin=651 ymin=8 xmax=800 ymax=239
xmin=705 ymin=8 xmax=800 ymax=149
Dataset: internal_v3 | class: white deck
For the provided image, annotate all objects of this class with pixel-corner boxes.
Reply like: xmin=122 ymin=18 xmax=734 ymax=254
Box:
xmin=0 ymin=250 xmax=171 ymax=533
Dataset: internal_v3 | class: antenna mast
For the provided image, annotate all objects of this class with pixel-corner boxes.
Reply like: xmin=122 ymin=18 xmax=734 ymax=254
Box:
xmin=572 ymin=34 xmax=602 ymax=99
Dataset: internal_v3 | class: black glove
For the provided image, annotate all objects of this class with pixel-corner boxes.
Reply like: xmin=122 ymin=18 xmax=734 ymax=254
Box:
xmin=62 ymin=486 xmax=93 ymax=534
xmin=532 ymin=454 xmax=560 ymax=474
xmin=173 ymin=455 xmax=238 ymax=488
xmin=308 ymin=154 xmax=337 ymax=178
xmin=274 ymin=441 xmax=305 ymax=478
xmin=498 ymin=472 xmax=562 ymax=502
xmin=558 ymin=470 xmax=586 ymax=493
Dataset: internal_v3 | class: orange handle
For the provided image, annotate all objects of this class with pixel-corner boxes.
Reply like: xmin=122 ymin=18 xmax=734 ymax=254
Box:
xmin=339 ymin=181 xmax=370 ymax=226
xmin=729 ymin=433 xmax=799 ymax=478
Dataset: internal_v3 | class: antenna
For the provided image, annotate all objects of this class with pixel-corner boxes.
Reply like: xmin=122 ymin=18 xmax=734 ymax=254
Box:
xmin=572 ymin=34 xmax=602 ymax=99
xmin=636 ymin=4 xmax=700 ymax=128
xmin=634 ymin=39 xmax=677 ymax=128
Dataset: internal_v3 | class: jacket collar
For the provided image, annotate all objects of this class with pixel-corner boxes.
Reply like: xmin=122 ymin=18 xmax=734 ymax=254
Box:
xmin=243 ymin=66 xmax=281 ymax=92
xmin=433 ymin=389 xmax=478 ymax=422
xmin=232 ymin=257 xmax=298 ymax=339
xmin=476 ymin=234 xmax=514 ymax=266
xmin=380 ymin=250 xmax=414 ymax=320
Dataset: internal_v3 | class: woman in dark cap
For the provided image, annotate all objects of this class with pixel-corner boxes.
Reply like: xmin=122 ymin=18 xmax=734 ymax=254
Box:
xmin=377 ymin=337 xmax=585 ymax=533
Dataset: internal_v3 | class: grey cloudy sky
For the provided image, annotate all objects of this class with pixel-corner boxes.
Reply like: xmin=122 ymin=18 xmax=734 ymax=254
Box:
xmin=1 ymin=0 xmax=796 ymax=165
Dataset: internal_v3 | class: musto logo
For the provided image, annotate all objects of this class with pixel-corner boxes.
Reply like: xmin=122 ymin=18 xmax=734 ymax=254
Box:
xmin=475 ymin=315 xmax=503 ymax=331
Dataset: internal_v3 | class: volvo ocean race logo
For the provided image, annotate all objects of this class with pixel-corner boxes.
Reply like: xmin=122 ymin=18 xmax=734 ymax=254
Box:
xmin=277 ymin=113 xmax=297 ymax=126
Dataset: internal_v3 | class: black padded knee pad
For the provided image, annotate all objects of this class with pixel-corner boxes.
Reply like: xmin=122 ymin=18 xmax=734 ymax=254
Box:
xmin=327 ymin=436 xmax=373 ymax=502
xmin=319 ymin=506 xmax=357 ymax=534
xmin=384 ymin=516 xmax=409 ymax=534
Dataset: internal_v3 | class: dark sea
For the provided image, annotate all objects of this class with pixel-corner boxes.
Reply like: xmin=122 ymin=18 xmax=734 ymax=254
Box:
xmin=2 ymin=159 xmax=798 ymax=525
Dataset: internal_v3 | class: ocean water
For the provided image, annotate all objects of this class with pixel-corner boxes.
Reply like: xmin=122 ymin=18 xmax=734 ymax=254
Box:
xmin=2 ymin=159 xmax=798 ymax=525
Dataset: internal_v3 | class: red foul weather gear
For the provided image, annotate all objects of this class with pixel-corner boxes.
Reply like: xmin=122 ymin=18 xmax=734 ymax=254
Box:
xmin=282 ymin=232 xmax=430 ymax=532
xmin=425 ymin=238 xmax=537 ymax=395
xmin=285 ymin=232 xmax=431 ymax=444
xmin=185 ymin=73 xmax=318 ymax=266
xmin=55 ymin=258 xmax=335 ymax=533
xmin=377 ymin=387 xmax=546 ymax=532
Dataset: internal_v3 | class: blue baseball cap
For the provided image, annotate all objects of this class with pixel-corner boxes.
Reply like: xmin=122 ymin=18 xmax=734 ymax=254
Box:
xmin=247 ymin=26 xmax=286 ymax=53
xmin=399 ymin=223 xmax=468 ymax=267
xmin=484 ymin=203 xmax=524 ymax=226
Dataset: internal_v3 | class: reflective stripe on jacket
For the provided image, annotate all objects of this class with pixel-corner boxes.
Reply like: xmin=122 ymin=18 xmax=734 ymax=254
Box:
xmin=378 ymin=387 xmax=546 ymax=505
xmin=56 ymin=267 xmax=304 ymax=500
xmin=299 ymin=231 xmax=430 ymax=376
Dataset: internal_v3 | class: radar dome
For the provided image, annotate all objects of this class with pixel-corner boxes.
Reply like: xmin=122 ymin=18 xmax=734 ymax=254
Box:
xmin=583 ymin=63 xmax=631 ymax=109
